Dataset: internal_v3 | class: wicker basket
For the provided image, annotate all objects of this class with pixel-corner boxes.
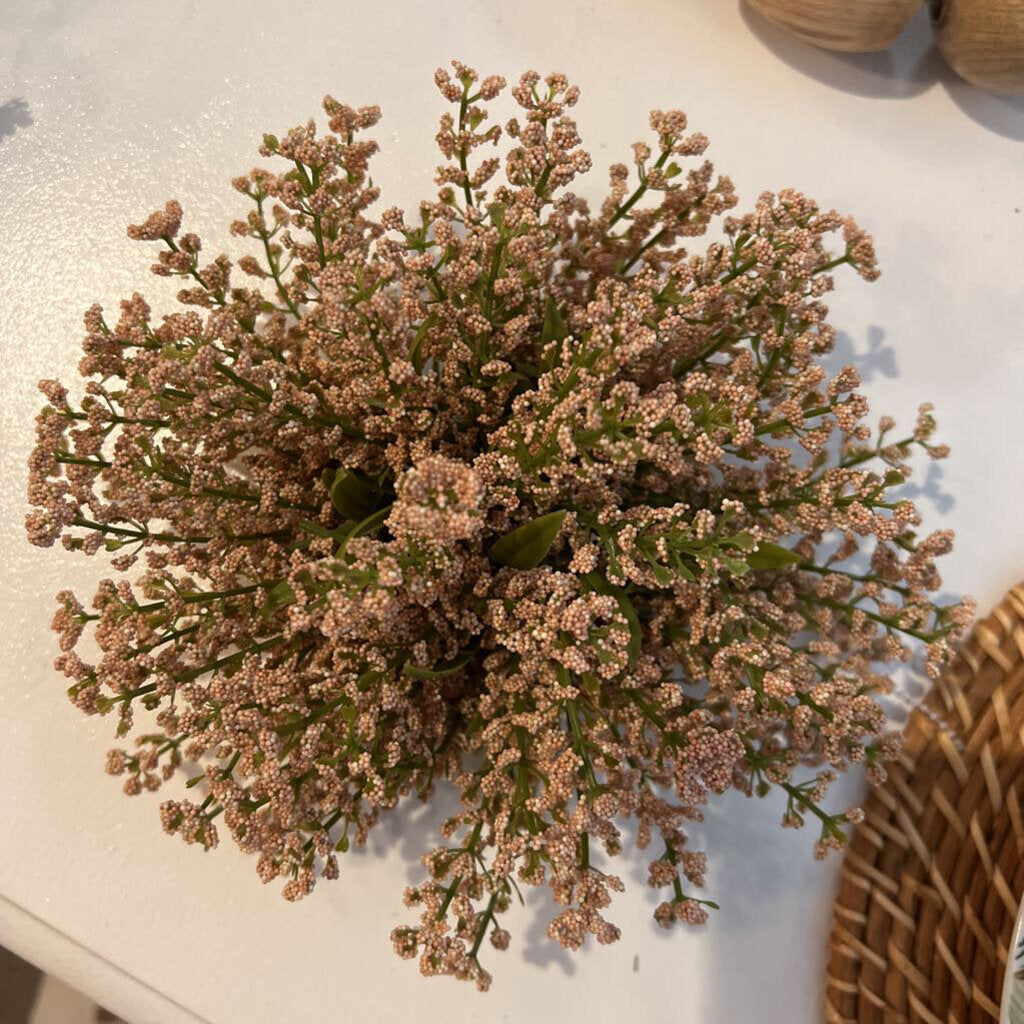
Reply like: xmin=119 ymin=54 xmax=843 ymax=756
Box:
xmin=826 ymin=583 xmax=1024 ymax=1023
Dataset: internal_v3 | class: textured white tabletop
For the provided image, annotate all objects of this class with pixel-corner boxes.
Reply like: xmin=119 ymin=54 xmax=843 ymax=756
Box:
xmin=1 ymin=2 xmax=1022 ymax=1021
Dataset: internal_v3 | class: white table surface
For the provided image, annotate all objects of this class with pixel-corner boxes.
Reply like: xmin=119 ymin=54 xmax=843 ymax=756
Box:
xmin=1 ymin=2 xmax=1022 ymax=1021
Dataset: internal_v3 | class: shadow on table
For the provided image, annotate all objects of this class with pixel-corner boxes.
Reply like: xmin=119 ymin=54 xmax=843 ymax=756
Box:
xmin=522 ymin=885 xmax=577 ymax=975
xmin=352 ymin=781 xmax=460 ymax=884
xmin=738 ymin=2 xmax=1024 ymax=141
xmin=347 ymin=780 xmax=578 ymax=974
xmin=0 ymin=98 xmax=33 ymax=145
xmin=827 ymin=326 xmax=898 ymax=385
xmin=689 ymin=783 xmax=858 ymax=1021
xmin=824 ymin=326 xmax=956 ymax=516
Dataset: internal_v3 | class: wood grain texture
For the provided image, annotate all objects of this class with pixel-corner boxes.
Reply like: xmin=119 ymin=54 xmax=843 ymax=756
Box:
xmin=931 ymin=0 xmax=1024 ymax=93
xmin=744 ymin=0 xmax=923 ymax=51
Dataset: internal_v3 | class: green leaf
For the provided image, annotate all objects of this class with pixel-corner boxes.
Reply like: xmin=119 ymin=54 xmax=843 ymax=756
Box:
xmin=670 ymin=554 xmax=696 ymax=582
xmin=330 ymin=469 xmax=378 ymax=521
xmin=747 ymin=542 xmax=803 ymax=570
xmin=719 ymin=554 xmax=750 ymax=577
xmin=298 ymin=520 xmax=345 ymax=541
xmin=727 ymin=532 xmax=758 ymax=552
xmin=541 ymin=296 xmax=568 ymax=346
xmin=334 ymin=505 xmax=392 ymax=558
xmin=584 ymin=573 xmax=643 ymax=667
xmin=260 ymin=580 xmax=296 ymax=618
xmin=356 ymin=670 xmax=380 ymax=692
xmin=407 ymin=315 xmax=435 ymax=371
xmin=659 ymin=282 xmax=686 ymax=305
xmin=489 ymin=510 xmax=567 ymax=569
xmin=487 ymin=201 xmax=507 ymax=228
xmin=644 ymin=557 xmax=675 ymax=587
xmin=403 ymin=648 xmax=476 ymax=679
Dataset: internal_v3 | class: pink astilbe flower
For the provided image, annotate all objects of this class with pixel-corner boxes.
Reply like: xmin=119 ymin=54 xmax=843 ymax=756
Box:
xmin=25 ymin=60 xmax=972 ymax=991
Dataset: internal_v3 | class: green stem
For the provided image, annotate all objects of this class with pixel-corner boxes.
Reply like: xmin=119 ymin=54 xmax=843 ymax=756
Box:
xmin=781 ymin=782 xmax=834 ymax=826
xmin=133 ymin=583 xmax=272 ymax=614
xmin=457 ymin=88 xmax=474 ymax=210
xmin=55 ymin=453 xmax=111 ymax=469
xmin=175 ymin=634 xmax=286 ymax=683
xmin=151 ymin=467 xmax=319 ymax=514
xmin=566 ymin=700 xmax=600 ymax=794
xmin=802 ymin=593 xmax=938 ymax=643
xmin=260 ymin=201 xmax=301 ymax=316
xmin=813 ymin=252 xmax=851 ymax=275
xmin=62 ymin=410 xmax=169 ymax=429
xmin=469 ymin=888 xmax=502 ymax=961
xmin=72 ymin=517 xmax=209 ymax=545
xmin=619 ymin=227 xmax=667 ymax=275
xmin=607 ymin=149 xmax=671 ymax=229
xmin=798 ymin=561 xmax=912 ymax=598
xmin=755 ymin=404 xmax=833 ymax=437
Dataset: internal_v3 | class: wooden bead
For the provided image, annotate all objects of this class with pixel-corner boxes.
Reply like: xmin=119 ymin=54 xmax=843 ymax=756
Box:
xmin=744 ymin=0 xmax=923 ymax=51
xmin=930 ymin=0 xmax=1024 ymax=92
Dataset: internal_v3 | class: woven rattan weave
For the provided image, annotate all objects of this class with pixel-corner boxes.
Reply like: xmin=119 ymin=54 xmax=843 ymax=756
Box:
xmin=826 ymin=583 xmax=1024 ymax=1023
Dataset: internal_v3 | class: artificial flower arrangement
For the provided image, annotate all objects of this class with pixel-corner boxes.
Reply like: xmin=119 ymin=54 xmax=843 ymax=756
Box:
xmin=26 ymin=61 xmax=971 ymax=990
